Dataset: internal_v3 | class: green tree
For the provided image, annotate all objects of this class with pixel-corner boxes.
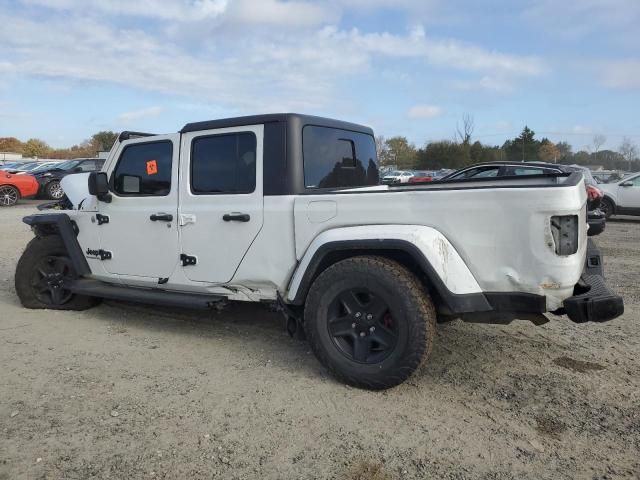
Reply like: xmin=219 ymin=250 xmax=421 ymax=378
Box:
xmin=556 ymin=141 xmax=572 ymax=161
xmin=90 ymin=131 xmax=118 ymax=152
xmin=384 ymin=136 xmax=417 ymax=169
xmin=22 ymin=138 xmax=50 ymax=158
xmin=503 ymin=126 xmax=539 ymax=162
xmin=0 ymin=137 xmax=24 ymax=153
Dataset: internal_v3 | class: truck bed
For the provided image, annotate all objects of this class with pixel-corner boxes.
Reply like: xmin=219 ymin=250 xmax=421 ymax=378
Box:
xmin=293 ymin=172 xmax=587 ymax=311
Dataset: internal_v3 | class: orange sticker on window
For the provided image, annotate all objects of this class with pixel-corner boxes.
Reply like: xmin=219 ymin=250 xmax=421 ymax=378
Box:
xmin=146 ymin=160 xmax=158 ymax=175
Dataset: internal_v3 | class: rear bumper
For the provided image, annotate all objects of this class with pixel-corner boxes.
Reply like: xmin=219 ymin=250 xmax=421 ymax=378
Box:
xmin=587 ymin=209 xmax=606 ymax=237
xmin=562 ymin=239 xmax=624 ymax=323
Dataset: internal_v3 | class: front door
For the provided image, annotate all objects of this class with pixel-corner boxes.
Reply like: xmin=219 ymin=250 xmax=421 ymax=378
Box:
xmin=96 ymin=134 xmax=180 ymax=280
xmin=179 ymin=125 xmax=264 ymax=283
xmin=618 ymin=174 xmax=640 ymax=209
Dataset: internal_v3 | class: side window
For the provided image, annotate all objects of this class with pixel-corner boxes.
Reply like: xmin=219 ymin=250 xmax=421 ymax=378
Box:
xmin=629 ymin=176 xmax=640 ymax=186
xmin=191 ymin=132 xmax=257 ymax=194
xmin=112 ymin=141 xmax=173 ymax=196
xmin=510 ymin=167 xmax=548 ymax=176
xmin=303 ymin=126 xmax=379 ymax=189
xmin=455 ymin=166 xmax=500 ymax=179
xmin=78 ymin=160 xmax=97 ymax=172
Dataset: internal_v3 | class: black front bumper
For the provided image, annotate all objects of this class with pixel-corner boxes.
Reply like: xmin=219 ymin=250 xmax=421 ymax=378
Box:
xmin=562 ymin=239 xmax=624 ymax=323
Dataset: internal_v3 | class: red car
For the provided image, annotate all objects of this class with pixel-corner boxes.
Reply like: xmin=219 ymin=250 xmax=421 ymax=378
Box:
xmin=0 ymin=170 xmax=39 ymax=207
xmin=408 ymin=171 xmax=434 ymax=184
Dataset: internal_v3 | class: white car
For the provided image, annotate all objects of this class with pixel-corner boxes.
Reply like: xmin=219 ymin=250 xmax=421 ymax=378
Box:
xmin=382 ymin=170 xmax=413 ymax=184
xmin=598 ymin=173 xmax=640 ymax=218
xmin=14 ymin=114 xmax=623 ymax=390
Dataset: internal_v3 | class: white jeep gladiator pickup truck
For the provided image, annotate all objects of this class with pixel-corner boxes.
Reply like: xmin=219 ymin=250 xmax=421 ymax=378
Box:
xmin=15 ymin=114 xmax=624 ymax=389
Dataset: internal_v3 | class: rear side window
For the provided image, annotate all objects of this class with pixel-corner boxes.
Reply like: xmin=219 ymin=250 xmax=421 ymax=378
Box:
xmin=454 ymin=166 xmax=501 ymax=179
xmin=511 ymin=167 xmax=547 ymax=176
xmin=191 ymin=132 xmax=257 ymax=194
xmin=303 ymin=126 xmax=379 ymax=189
xmin=112 ymin=141 xmax=173 ymax=196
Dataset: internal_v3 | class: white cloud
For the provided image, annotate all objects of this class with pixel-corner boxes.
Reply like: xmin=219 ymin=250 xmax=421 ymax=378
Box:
xmin=407 ymin=104 xmax=444 ymax=119
xmin=600 ymin=60 xmax=640 ymax=89
xmin=1 ymin=4 xmax=545 ymax=118
xmin=118 ymin=106 xmax=164 ymax=124
xmin=572 ymin=125 xmax=593 ymax=135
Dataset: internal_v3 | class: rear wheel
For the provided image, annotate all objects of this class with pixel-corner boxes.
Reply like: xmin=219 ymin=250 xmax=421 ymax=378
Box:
xmin=601 ymin=197 xmax=615 ymax=219
xmin=46 ymin=180 xmax=64 ymax=200
xmin=0 ymin=185 xmax=19 ymax=207
xmin=15 ymin=235 xmax=99 ymax=310
xmin=304 ymin=256 xmax=436 ymax=390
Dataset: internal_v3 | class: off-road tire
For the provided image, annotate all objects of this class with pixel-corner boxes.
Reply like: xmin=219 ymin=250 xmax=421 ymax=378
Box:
xmin=304 ymin=256 xmax=436 ymax=390
xmin=46 ymin=180 xmax=64 ymax=200
xmin=15 ymin=235 xmax=99 ymax=310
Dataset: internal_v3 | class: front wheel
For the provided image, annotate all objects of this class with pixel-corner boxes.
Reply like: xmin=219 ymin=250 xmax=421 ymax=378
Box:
xmin=15 ymin=235 xmax=99 ymax=310
xmin=46 ymin=180 xmax=65 ymax=200
xmin=0 ymin=185 xmax=19 ymax=207
xmin=304 ymin=256 xmax=436 ymax=390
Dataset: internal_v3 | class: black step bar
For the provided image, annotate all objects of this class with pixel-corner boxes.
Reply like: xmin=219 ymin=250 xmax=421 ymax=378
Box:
xmin=69 ymin=279 xmax=226 ymax=310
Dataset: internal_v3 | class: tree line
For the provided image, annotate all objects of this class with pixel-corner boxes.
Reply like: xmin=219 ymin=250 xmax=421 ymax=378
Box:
xmin=377 ymin=116 xmax=640 ymax=172
xmin=0 ymin=131 xmax=119 ymax=159
xmin=2 ymin=120 xmax=639 ymax=172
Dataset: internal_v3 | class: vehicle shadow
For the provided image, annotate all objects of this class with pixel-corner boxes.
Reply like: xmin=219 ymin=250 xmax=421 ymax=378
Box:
xmin=608 ymin=216 xmax=640 ymax=224
xmin=90 ymin=299 xmax=557 ymax=389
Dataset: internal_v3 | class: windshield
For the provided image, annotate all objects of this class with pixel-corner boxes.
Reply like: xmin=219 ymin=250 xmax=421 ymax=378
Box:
xmin=20 ymin=163 xmax=44 ymax=171
xmin=55 ymin=160 xmax=81 ymax=171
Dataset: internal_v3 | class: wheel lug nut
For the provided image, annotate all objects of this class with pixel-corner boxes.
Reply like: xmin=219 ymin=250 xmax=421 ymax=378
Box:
xmin=351 ymin=323 xmax=356 ymax=329
xmin=359 ymin=332 xmax=366 ymax=337
xmin=355 ymin=312 xmax=362 ymax=318
xmin=369 ymin=326 xmax=375 ymax=332
xmin=366 ymin=314 xmax=373 ymax=320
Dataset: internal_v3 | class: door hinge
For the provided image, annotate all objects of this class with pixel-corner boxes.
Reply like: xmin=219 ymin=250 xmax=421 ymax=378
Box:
xmin=180 ymin=254 xmax=197 ymax=267
xmin=179 ymin=214 xmax=197 ymax=226
xmin=95 ymin=214 xmax=110 ymax=225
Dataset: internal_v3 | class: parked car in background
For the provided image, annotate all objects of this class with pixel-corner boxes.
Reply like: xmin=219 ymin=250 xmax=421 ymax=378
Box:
xmin=8 ymin=161 xmax=61 ymax=174
xmin=382 ymin=170 xmax=413 ymax=184
xmin=408 ymin=171 xmax=435 ymax=183
xmin=592 ymin=170 xmax=627 ymax=184
xmin=441 ymin=162 xmax=607 ymax=236
xmin=0 ymin=169 xmax=39 ymax=207
xmin=33 ymin=158 xmax=105 ymax=199
xmin=598 ymin=173 xmax=640 ymax=218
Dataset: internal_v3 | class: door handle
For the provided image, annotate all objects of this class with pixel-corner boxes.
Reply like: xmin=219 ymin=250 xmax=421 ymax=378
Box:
xmin=223 ymin=213 xmax=250 ymax=222
xmin=150 ymin=213 xmax=173 ymax=222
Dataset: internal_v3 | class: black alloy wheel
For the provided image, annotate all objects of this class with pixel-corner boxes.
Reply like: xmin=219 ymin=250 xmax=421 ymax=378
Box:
xmin=327 ymin=288 xmax=398 ymax=364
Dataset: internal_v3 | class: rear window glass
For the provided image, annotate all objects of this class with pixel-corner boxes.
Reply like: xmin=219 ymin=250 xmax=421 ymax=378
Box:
xmin=303 ymin=126 xmax=379 ymax=189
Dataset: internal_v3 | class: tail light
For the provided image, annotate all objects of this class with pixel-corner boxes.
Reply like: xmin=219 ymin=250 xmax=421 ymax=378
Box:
xmin=586 ymin=185 xmax=603 ymax=201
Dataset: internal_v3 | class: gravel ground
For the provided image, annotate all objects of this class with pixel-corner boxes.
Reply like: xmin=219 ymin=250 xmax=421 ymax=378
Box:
xmin=1 ymin=201 xmax=639 ymax=480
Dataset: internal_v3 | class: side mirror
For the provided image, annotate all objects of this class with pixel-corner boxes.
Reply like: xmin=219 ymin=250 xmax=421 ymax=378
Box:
xmin=621 ymin=181 xmax=634 ymax=187
xmin=73 ymin=166 xmax=83 ymax=173
xmin=88 ymin=172 xmax=111 ymax=202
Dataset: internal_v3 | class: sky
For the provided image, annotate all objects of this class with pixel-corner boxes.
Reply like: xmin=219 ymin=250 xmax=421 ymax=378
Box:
xmin=0 ymin=0 xmax=639 ymax=151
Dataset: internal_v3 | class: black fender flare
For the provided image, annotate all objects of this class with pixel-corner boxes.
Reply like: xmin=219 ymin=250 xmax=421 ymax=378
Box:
xmin=23 ymin=213 xmax=91 ymax=276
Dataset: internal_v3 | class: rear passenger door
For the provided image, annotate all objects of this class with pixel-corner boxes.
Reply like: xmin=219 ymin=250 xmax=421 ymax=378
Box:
xmin=178 ymin=125 xmax=264 ymax=283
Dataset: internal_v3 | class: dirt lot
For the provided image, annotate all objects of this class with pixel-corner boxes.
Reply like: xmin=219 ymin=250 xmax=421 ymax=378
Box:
xmin=1 ymin=201 xmax=639 ymax=480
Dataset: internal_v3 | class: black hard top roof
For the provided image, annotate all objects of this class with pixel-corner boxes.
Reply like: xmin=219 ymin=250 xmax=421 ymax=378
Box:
xmin=181 ymin=113 xmax=374 ymax=135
